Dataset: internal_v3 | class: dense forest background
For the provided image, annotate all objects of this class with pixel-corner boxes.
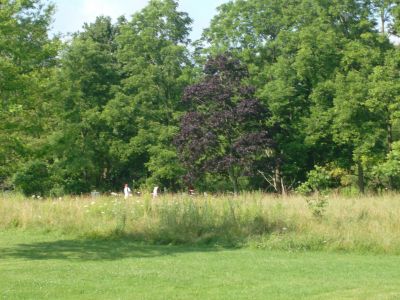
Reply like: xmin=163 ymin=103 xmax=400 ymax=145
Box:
xmin=1 ymin=0 xmax=400 ymax=196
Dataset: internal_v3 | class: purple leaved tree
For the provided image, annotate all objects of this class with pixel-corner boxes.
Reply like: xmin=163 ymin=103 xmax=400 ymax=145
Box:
xmin=174 ymin=53 xmax=275 ymax=193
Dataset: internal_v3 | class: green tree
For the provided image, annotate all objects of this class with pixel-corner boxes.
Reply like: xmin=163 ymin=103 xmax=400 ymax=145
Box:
xmin=102 ymin=0 xmax=193 ymax=190
xmin=366 ymin=49 xmax=400 ymax=188
xmin=201 ymin=0 xmax=399 ymax=193
xmin=47 ymin=16 xmax=120 ymax=193
xmin=0 ymin=0 xmax=58 ymax=189
xmin=331 ymin=34 xmax=390 ymax=193
xmin=368 ymin=49 xmax=400 ymax=154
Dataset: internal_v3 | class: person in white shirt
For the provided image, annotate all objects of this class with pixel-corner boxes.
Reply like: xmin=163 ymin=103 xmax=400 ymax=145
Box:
xmin=152 ymin=186 xmax=158 ymax=198
xmin=124 ymin=183 xmax=131 ymax=199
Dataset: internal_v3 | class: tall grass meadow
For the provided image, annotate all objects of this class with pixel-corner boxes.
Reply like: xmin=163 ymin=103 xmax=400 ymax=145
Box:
xmin=1 ymin=192 xmax=400 ymax=254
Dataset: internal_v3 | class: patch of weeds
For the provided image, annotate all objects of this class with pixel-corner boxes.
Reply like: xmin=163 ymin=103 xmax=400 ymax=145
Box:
xmin=306 ymin=196 xmax=328 ymax=219
xmin=8 ymin=218 xmax=20 ymax=228
xmin=357 ymin=209 xmax=369 ymax=221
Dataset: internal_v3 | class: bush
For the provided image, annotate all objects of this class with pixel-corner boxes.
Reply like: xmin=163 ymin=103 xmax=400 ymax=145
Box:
xmin=306 ymin=196 xmax=328 ymax=218
xmin=372 ymin=141 xmax=400 ymax=190
xmin=49 ymin=184 xmax=66 ymax=198
xmin=297 ymin=165 xmax=348 ymax=195
xmin=13 ymin=161 xmax=51 ymax=197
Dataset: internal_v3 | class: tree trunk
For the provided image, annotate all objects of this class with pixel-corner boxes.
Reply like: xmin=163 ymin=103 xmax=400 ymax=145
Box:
xmin=281 ymin=176 xmax=287 ymax=196
xmin=387 ymin=122 xmax=394 ymax=189
xmin=357 ymin=161 xmax=365 ymax=194
xmin=274 ymin=157 xmax=286 ymax=195
xmin=229 ymin=167 xmax=239 ymax=195
xmin=274 ymin=165 xmax=282 ymax=195
xmin=387 ymin=122 xmax=393 ymax=153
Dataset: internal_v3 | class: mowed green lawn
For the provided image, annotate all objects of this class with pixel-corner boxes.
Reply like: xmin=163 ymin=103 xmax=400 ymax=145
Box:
xmin=1 ymin=231 xmax=400 ymax=300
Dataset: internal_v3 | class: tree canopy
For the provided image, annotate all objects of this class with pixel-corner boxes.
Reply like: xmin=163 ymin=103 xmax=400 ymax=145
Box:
xmin=2 ymin=0 xmax=400 ymax=196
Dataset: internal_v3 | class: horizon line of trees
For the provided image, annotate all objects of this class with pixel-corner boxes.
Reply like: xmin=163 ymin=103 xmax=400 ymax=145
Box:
xmin=1 ymin=0 xmax=400 ymax=196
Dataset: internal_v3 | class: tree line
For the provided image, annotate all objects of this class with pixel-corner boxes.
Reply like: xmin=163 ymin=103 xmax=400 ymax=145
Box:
xmin=1 ymin=0 xmax=400 ymax=196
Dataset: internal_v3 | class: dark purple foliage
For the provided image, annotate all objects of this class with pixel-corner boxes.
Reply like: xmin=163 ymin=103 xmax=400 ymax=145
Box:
xmin=238 ymin=85 xmax=256 ymax=97
xmin=204 ymin=54 xmax=248 ymax=82
xmin=175 ymin=112 xmax=217 ymax=161
xmin=183 ymin=79 xmax=233 ymax=106
xmin=236 ymin=98 xmax=268 ymax=121
xmin=175 ymin=53 xmax=274 ymax=185
xmin=233 ymin=132 xmax=274 ymax=156
xmin=208 ymin=110 xmax=236 ymax=129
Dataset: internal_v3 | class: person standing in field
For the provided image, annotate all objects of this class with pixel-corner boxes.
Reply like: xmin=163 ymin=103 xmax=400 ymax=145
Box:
xmin=124 ymin=183 xmax=132 ymax=199
xmin=152 ymin=186 xmax=158 ymax=198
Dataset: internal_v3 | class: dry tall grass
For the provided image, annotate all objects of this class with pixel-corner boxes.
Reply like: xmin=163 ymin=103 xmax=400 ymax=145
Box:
xmin=1 ymin=192 xmax=400 ymax=253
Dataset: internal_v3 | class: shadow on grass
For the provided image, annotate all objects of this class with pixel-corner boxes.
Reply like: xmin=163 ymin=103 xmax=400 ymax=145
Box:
xmin=0 ymin=238 xmax=226 ymax=261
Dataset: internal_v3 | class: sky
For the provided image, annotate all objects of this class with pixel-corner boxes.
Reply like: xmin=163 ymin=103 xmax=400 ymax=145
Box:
xmin=51 ymin=0 xmax=229 ymax=41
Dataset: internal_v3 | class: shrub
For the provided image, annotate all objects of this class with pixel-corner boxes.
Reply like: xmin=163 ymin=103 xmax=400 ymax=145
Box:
xmin=306 ymin=196 xmax=328 ymax=218
xmin=13 ymin=161 xmax=51 ymax=197
xmin=372 ymin=141 xmax=400 ymax=190
xmin=297 ymin=165 xmax=348 ymax=195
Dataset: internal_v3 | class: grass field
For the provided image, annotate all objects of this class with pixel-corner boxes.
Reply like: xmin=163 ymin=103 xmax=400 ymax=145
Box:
xmin=1 ymin=193 xmax=400 ymax=299
xmin=1 ymin=230 xmax=400 ymax=299
xmin=2 ymin=192 xmax=400 ymax=253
